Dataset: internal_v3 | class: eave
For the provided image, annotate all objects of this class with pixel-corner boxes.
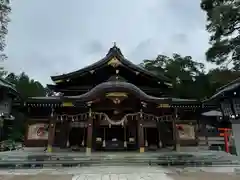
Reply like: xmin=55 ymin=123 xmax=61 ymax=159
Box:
xmin=0 ymin=78 xmax=20 ymax=98
xmin=206 ymin=77 xmax=240 ymax=103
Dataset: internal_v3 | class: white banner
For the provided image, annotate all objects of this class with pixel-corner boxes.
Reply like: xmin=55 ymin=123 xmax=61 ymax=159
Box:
xmin=177 ymin=124 xmax=195 ymax=140
xmin=27 ymin=123 xmax=49 ymax=140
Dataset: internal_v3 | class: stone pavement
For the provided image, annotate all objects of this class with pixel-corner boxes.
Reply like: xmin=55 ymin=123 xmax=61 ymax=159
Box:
xmin=0 ymin=166 xmax=240 ymax=180
xmin=0 ymin=150 xmax=240 ymax=179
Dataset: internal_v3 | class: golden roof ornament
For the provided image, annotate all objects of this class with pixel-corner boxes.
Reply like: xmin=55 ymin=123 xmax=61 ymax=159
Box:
xmin=107 ymin=57 xmax=121 ymax=68
xmin=106 ymin=92 xmax=128 ymax=104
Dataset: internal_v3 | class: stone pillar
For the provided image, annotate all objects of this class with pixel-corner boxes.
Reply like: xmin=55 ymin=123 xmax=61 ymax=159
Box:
xmin=172 ymin=108 xmax=180 ymax=151
xmin=138 ymin=114 xmax=145 ymax=153
xmin=86 ymin=108 xmax=93 ymax=154
xmin=47 ymin=117 xmax=56 ymax=153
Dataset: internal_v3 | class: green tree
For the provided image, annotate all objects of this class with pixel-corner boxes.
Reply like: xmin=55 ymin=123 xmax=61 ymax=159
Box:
xmin=207 ymin=67 xmax=240 ymax=91
xmin=141 ymin=54 xmax=206 ymax=99
xmin=201 ymin=0 xmax=240 ymax=69
xmin=0 ymin=0 xmax=11 ymax=61
xmin=5 ymin=72 xmax=46 ymax=99
xmin=4 ymin=72 xmax=46 ymax=143
xmin=0 ymin=0 xmax=11 ymax=80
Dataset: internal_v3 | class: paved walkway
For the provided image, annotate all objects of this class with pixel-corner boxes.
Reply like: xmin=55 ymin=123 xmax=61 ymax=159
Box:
xmin=0 ymin=166 xmax=240 ymax=180
xmin=0 ymin=150 xmax=240 ymax=179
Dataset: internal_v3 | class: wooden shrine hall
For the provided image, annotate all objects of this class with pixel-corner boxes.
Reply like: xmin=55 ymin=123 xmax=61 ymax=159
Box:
xmin=22 ymin=45 xmax=204 ymax=153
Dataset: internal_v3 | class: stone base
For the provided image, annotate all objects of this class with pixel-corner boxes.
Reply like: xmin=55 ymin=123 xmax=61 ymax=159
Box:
xmin=139 ymin=147 xmax=145 ymax=153
xmin=175 ymin=143 xmax=180 ymax=152
xmin=86 ymin=147 xmax=91 ymax=154
xmin=47 ymin=145 xmax=52 ymax=153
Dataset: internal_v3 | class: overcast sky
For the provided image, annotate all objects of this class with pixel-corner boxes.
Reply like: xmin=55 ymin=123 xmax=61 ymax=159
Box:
xmin=4 ymin=0 xmax=212 ymax=85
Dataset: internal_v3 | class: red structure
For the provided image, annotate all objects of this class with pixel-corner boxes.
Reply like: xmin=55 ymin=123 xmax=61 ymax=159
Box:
xmin=218 ymin=128 xmax=231 ymax=153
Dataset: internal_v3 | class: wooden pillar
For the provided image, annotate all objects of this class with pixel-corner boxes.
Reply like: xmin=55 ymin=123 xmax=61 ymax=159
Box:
xmin=124 ymin=126 xmax=127 ymax=148
xmin=47 ymin=114 xmax=56 ymax=153
xmin=194 ymin=123 xmax=199 ymax=145
xmin=138 ymin=113 xmax=145 ymax=153
xmin=86 ymin=108 xmax=93 ymax=154
xmin=172 ymin=108 xmax=180 ymax=151
xmin=144 ymin=127 xmax=148 ymax=147
xmin=0 ymin=118 xmax=4 ymax=142
xmin=204 ymin=123 xmax=209 ymax=145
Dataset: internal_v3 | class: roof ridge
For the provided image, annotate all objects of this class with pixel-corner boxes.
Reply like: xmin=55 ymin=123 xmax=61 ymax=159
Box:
xmin=216 ymin=76 xmax=240 ymax=92
xmin=51 ymin=45 xmax=172 ymax=85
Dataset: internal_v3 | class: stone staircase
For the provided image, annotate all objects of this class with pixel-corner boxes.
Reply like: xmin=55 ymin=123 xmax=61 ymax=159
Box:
xmin=0 ymin=151 xmax=239 ymax=168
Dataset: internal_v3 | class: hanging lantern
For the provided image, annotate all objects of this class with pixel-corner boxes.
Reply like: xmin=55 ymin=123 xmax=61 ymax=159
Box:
xmin=232 ymin=98 xmax=240 ymax=118
xmin=124 ymin=141 xmax=127 ymax=148
xmin=159 ymin=141 xmax=162 ymax=148
xmin=145 ymin=140 xmax=148 ymax=147
xmin=220 ymin=99 xmax=235 ymax=119
xmin=102 ymin=140 xmax=106 ymax=147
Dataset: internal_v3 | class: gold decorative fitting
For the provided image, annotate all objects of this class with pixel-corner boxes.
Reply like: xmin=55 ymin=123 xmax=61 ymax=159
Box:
xmin=87 ymin=101 xmax=92 ymax=106
xmin=107 ymin=57 xmax=122 ymax=68
xmin=89 ymin=108 xmax=92 ymax=117
xmin=54 ymin=79 xmax=63 ymax=83
xmin=141 ymin=102 xmax=147 ymax=107
xmin=157 ymin=104 xmax=170 ymax=108
xmin=62 ymin=102 xmax=73 ymax=107
xmin=106 ymin=92 xmax=128 ymax=97
xmin=106 ymin=92 xmax=128 ymax=104
xmin=164 ymin=82 xmax=173 ymax=87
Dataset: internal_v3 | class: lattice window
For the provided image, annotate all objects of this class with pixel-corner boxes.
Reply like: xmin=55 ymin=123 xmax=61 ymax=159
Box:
xmin=220 ymin=100 xmax=233 ymax=116
xmin=0 ymin=98 xmax=11 ymax=114
xmin=232 ymin=98 xmax=240 ymax=115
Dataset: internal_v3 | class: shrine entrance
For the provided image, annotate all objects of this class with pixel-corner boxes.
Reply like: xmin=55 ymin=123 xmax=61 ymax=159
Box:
xmin=91 ymin=110 xmax=140 ymax=151
xmin=145 ymin=127 xmax=160 ymax=150
xmin=68 ymin=127 xmax=87 ymax=149
xmin=104 ymin=125 xmax=125 ymax=151
xmin=93 ymin=124 xmax=139 ymax=151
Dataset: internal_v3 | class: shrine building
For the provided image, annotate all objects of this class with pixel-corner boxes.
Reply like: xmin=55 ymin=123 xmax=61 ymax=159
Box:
xmin=22 ymin=45 xmax=204 ymax=153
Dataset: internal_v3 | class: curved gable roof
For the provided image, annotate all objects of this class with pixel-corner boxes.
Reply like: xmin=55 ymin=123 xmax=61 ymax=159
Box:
xmin=28 ymin=81 xmax=199 ymax=105
xmin=51 ymin=45 xmax=172 ymax=86
xmin=0 ymin=78 xmax=19 ymax=97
